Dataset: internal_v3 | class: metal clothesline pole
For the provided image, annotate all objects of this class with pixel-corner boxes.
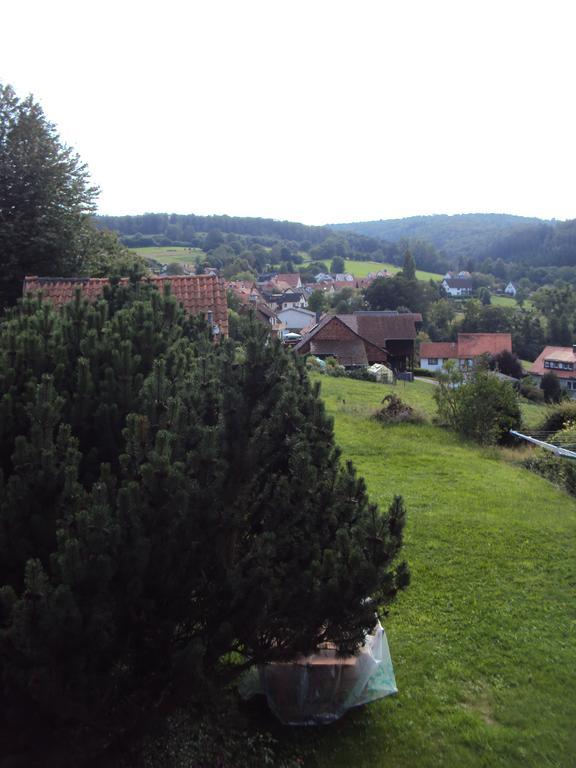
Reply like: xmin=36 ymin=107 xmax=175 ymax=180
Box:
xmin=510 ymin=430 xmax=576 ymax=460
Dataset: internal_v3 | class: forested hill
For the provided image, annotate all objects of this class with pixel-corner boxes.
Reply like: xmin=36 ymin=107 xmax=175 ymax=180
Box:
xmin=332 ymin=213 xmax=547 ymax=262
xmin=95 ymin=212 xmax=331 ymax=247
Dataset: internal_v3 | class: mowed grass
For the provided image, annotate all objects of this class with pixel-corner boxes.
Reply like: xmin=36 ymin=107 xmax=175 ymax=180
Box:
xmin=131 ymin=246 xmax=205 ymax=265
xmin=491 ymin=294 xmax=534 ymax=310
xmin=309 ymin=375 xmax=547 ymax=429
xmin=284 ymin=376 xmax=576 ymax=768
xmin=343 ymin=259 xmax=444 ymax=282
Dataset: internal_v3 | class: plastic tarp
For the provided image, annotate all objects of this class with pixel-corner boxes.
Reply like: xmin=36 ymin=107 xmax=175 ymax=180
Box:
xmin=238 ymin=620 xmax=397 ymax=725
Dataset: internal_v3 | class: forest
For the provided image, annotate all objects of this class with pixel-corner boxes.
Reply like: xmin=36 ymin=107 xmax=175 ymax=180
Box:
xmin=333 ymin=213 xmax=576 ymax=279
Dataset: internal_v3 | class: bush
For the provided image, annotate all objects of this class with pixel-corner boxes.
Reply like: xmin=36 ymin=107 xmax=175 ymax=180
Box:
xmin=434 ymin=363 xmax=521 ymax=445
xmin=523 ymin=451 xmax=576 ymax=497
xmin=133 ymin=705 xmax=303 ymax=768
xmin=347 ymin=368 xmax=378 ymax=382
xmin=0 ymin=286 xmax=408 ymax=763
xmin=490 ymin=350 xmax=523 ymax=379
xmin=520 ymin=381 xmax=545 ymax=403
xmin=324 ymin=356 xmax=346 ymax=376
xmin=537 ymin=402 xmax=576 ymax=432
xmin=374 ymin=394 xmax=425 ymax=425
xmin=413 ymin=367 xmax=435 ymax=378
xmin=540 ymin=371 xmax=562 ymax=403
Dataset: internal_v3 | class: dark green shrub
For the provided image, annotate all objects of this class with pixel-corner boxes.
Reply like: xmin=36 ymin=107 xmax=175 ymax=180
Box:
xmin=434 ymin=365 xmax=521 ymax=445
xmin=413 ymin=367 xmax=435 ymax=378
xmin=537 ymin=402 xmax=576 ymax=432
xmin=520 ymin=381 xmax=545 ymax=403
xmin=540 ymin=371 xmax=562 ymax=403
xmin=347 ymin=368 xmax=378 ymax=382
xmin=0 ymin=285 xmax=408 ymax=762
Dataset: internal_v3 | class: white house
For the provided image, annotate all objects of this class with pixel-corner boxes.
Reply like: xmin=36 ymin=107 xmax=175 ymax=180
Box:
xmin=277 ymin=307 xmax=317 ymax=332
xmin=504 ymin=282 xmax=517 ymax=296
xmin=529 ymin=345 xmax=576 ymax=398
xmin=442 ymin=277 xmax=473 ymax=297
xmin=420 ymin=333 xmax=513 ymax=372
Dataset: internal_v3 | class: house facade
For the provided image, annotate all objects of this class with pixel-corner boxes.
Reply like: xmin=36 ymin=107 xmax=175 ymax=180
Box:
xmin=529 ymin=346 xmax=576 ymax=398
xmin=442 ymin=277 xmax=473 ymax=297
xmin=294 ymin=311 xmax=422 ymax=371
xmin=420 ymin=333 xmax=513 ymax=372
xmin=504 ymin=282 xmax=517 ymax=296
xmin=277 ymin=307 xmax=317 ymax=332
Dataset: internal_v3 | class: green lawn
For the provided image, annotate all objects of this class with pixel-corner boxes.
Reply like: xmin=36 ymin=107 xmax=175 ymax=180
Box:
xmin=343 ymin=260 xmax=444 ymax=282
xmin=130 ymin=246 xmax=205 ymax=265
xmin=284 ymin=376 xmax=576 ymax=768
xmin=491 ymin=295 xmax=533 ymax=310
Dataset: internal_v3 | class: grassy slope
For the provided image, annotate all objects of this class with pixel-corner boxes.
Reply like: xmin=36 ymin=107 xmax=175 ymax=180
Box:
xmin=131 ymin=246 xmax=204 ymax=265
xmin=492 ymin=295 xmax=534 ymax=310
xmin=291 ymin=377 xmax=576 ymax=768
xmin=343 ymin=259 xmax=443 ymax=282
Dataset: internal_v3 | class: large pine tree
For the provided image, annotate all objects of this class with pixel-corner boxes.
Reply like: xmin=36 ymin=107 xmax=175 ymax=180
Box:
xmin=0 ymin=284 xmax=408 ymax=763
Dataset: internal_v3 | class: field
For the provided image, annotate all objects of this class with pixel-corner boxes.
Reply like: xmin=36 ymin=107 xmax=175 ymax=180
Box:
xmin=343 ymin=259 xmax=444 ymax=282
xmin=131 ymin=246 xmax=204 ymax=265
xmin=278 ymin=376 xmax=576 ymax=768
xmin=492 ymin=294 xmax=534 ymax=310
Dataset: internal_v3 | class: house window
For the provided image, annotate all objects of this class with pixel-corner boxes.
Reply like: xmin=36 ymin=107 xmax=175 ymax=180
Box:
xmin=427 ymin=357 xmax=438 ymax=365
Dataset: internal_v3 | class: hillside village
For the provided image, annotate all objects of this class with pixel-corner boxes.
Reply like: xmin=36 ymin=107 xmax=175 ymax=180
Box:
xmin=3 ymin=75 xmax=576 ymax=768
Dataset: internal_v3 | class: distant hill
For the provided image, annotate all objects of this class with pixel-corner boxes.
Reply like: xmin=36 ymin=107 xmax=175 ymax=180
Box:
xmin=331 ymin=213 xmax=548 ymax=263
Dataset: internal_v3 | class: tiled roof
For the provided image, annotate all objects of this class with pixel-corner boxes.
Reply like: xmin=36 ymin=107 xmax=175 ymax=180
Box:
xmin=457 ymin=333 xmax=512 ymax=357
xmin=443 ymin=278 xmax=473 ymax=289
xmin=340 ymin=312 xmax=422 ymax=345
xmin=23 ymin=275 xmax=229 ymax=336
xmin=420 ymin=342 xmax=458 ymax=358
xmin=273 ymin=273 xmax=301 ymax=289
xmin=420 ymin=334 xmax=512 ymax=360
xmin=530 ymin=346 xmax=576 ymax=379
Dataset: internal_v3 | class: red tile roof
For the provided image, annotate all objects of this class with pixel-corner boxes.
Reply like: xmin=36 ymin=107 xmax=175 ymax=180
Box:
xmin=420 ymin=342 xmax=458 ymax=358
xmin=23 ymin=275 xmax=229 ymax=336
xmin=530 ymin=346 xmax=576 ymax=379
xmin=272 ymin=273 xmax=302 ymax=289
xmin=340 ymin=312 xmax=422 ymax=345
xmin=420 ymin=334 xmax=511 ymax=360
xmin=457 ymin=333 xmax=512 ymax=357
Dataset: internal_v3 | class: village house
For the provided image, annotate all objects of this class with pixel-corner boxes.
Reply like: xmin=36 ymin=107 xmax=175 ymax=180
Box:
xmin=442 ymin=277 xmax=473 ymax=297
xmin=504 ymin=281 xmax=517 ymax=296
xmin=277 ymin=307 xmax=317 ymax=333
xmin=294 ymin=311 xmax=422 ymax=371
xmin=238 ymin=301 xmax=285 ymax=338
xmin=23 ymin=274 xmax=229 ymax=336
xmin=267 ymin=273 xmax=302 ymax=291
xmin=529 ymin=346 xmax=576 ymax=398
xmin=261 ymin=288 xmax=308 ymax=312
xmin=419 ymin=333 xmax=513 ymax=372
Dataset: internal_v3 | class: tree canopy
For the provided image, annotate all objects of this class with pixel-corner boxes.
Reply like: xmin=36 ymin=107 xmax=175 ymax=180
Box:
xmin=0 ymin=83 xmax=139 ymax=310
xmin=0 ymin=283 xmax=408 ymax=762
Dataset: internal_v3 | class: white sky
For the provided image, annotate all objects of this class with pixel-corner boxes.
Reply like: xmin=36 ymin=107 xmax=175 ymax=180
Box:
xmin=2 ymin=0 xmax=575 ymax=225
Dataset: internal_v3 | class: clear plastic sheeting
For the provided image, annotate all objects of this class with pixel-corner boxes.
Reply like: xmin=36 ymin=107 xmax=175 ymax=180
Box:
xmin=239 ymin=620 xmax=397 ymax=725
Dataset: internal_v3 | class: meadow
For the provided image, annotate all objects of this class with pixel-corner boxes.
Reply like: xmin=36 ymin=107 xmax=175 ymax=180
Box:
xmin=277 ymin=376 xmax=576 ymax=768
xmin=131 ymin=246 xmax=204 ymax=265
xmin=343 ymin=260 xmax=444 ymax=282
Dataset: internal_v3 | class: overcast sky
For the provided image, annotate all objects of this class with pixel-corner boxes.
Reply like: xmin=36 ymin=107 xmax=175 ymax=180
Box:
xmin=2 ymin=0 xmax=575 ymax=225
